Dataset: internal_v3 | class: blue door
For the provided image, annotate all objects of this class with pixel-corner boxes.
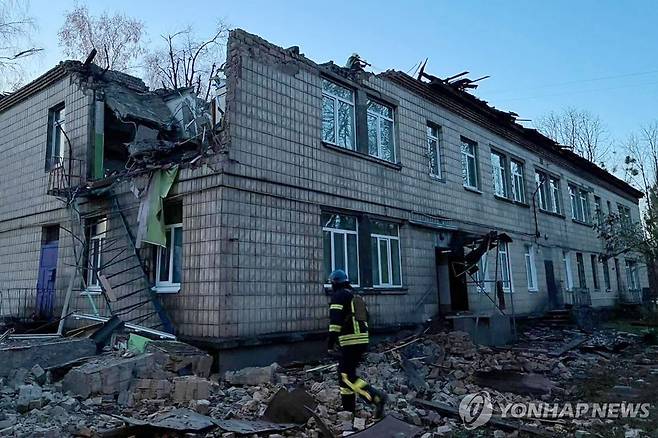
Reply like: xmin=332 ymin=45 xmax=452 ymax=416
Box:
xmin=36 ymin=241 xmax=59 ymax=319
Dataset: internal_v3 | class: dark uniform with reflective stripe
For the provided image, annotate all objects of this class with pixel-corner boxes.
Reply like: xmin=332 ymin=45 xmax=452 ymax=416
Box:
xmin=328 ymin=286 xmax=380 ymax=413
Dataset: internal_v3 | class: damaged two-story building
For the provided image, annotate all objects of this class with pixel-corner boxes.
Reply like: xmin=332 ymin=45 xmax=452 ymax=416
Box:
xmin=0 ymin=29 xmax=650 ymax=359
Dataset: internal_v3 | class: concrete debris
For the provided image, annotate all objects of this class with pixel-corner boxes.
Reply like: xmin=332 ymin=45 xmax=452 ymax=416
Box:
xmin=0 ymin=338 xmax=96 ymax=377
xmin=224 ymin=362 xmax=279 ymax=385
xmin=0 ymin=324 xmax=653 ymax=436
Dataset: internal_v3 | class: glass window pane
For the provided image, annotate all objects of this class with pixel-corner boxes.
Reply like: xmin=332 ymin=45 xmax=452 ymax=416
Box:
xmin=337 ymin=100 xmax=354 ymax=149
xmin=428 ymin=138 xmax=439 ymax=175
xmin=379 ymin=239 xmax=390 ymax=284
xmin=322 ymin=213 xmax=357 ymax=231
xmin=347 ymin=234 xmax=358 ymax=284
xmin=333 ymin=233 xmax=345 ymax=272
xmin=467 ymin=156 xmax=477 ymax=187
xmin=367 ymin=114 xmax=378 ymax=156
xmin=159 ymin=233 xmax=171 ymax=282
xmin=391 ymin=239 xmax=401 ymax=286
xmin=322 ymin=79 xmax=353 ymax=101
xmin=462 ymin=152 xmax=469 ymax=186
xmin=371 ymin=237 xmax=380 ymax=285
xmin=380 ymin=118 xmax=394 ymax=162
xmin=323 ymin=231 xmax=332 ymax=280
xmin=321 ymin=96 xmax=335 ymax=144
xmin=371 ymin=220 xmax=398 ymax=236
xmin=172 ymin=227 xmax=182 ymax=283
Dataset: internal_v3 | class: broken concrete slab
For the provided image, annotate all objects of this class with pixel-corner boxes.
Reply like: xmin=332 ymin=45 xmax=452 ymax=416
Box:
xmin=16 ymin=385 xmax=43 ymax=413
xmin=214 ymin=418 xmax=297 ymax=435
xmin=473 ymin=370 xmax=557 ymax=396
xmin=224 ymin=363 xmax=278 ymax=385
xmin=349 ymin=415 xmax=422 ymax=437
xmin=263 ymin=387 xmax=317 ymax=424
xmin=0 ymin=338 xmax=96 ymax=377
xmin=172 ymin=376 xmax=211 ymax=402
xmin=145 ymin=339 xmax=213 ymax=377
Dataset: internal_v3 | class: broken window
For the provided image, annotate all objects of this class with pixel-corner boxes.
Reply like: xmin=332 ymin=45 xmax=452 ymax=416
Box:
xmin=86 ymin=217 xmax=108 ymax=293
xmin=535 ymin=170 xmax=562 ymax=214
xmin=524 ymin=244 xmax=537 ymax=291
xmin=591 ymin=254 xmax=600 ymax=290
xmin=569 ymin=184 xmax=591 ymax=223
xmin=461 ymin=137 xmax=479 ymax=189
xmin=370 ymin=220 xmax=402 ymax=287
xmin=490 ymin=151 xmax=508 ymax=198
xmin=46 ymin=103 xmax=66 ymax=170
xmin=625 ymin=259 xmax=639 ymax=291
xmin=427 ymin=123 xmax=442 ymax=178
xmin=367 ymin=100 xmax=395 ymax=162
xmin=321 ymin=79 xmax=355 ymax=149
xmin=602 ymin=258 xmax=611 ymax=291
xmin=510 ymin=159 xmax=525 ymax=203
xmin=322 ymin=213 xmax=359 ymax=286
xmin=155 ymin=203 xmax=183 ymax=293
xmin=576 ymin=252 xmax=587 ymax=289
xmin=563 ymin=251 xmax=574 ymax=291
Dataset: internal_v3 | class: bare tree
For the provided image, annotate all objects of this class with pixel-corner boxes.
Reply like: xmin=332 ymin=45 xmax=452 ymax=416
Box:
xmin=0 ymin=0 xmax=41 ymax=90
xmin=58 ymin=3 xmax=145 ymax=72
xmin=536 ymin=107 xmax=610 ymax=165
xmin=143 ymin=22 xmax=228 ymax=101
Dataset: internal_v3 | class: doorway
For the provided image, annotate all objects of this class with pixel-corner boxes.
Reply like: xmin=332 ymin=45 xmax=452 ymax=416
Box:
xmin=36 ymin=226 xmax=59 ymax=319
xmin=544 ymin=260 xmax=560 ymax=309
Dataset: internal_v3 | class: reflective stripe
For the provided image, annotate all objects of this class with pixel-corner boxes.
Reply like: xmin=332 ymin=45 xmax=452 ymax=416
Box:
xmin=341 ymin=373 xmax=372 ymax=402
xmin=330 ymin=304 xmax=344 ymax=310
xmin=339 ymin=333 xmax=369 ymax=342
xmin=340 ymin=338 xmax=369 ymax=346
xmin=352 ymin=300 xmax=360 ymax=335
xmin=340 ymin=387 xmax=354 ymax=395
xmin=329 ymin=324 xmax=342 ymax=333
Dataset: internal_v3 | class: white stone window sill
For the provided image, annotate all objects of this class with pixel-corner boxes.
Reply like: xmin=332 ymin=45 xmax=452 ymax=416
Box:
xmin=152 ymin=284 xmax=181 ymax=294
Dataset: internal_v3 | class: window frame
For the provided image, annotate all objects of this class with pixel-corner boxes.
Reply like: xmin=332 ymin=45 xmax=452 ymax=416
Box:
xmin=594 ymin=195 xmax=603 ymax=225
xmin=563 ymin=251 xmax=574 ymax=291
xmin=535 ymin=169 xmax=562 ymax=215
xmin=576 ymin=252 xmax=587 ymax=289
xmin=524 ymin=244 xmax=538 ymax=292
xmin=625 ymin=259 xmax=640 ymax=291
xmin=322 ymin=214 xmax=360 ymax=287
xmin=590 ymin=254 xmax=600 ymax=290
xmin=427 ymin=123 xmax=442 ymax=179
xmin=498 ymin=242 xmax=513 ymax=293
xmin=569 ymin=184 xmax=591 ymax=223
xmin=370 ymin=223 xmax=402 ymax=288
xmin=510 ymin=159 xmax=526 ymax=203
xmin=366 ymin=98 xmax=396 ymax=163
xmin=321 ymin=78 xmax=356 ymax=150
xmin=46 ymin=103 xmax=66 ymax=170
xmin=85 ymin=217 xmax=107 ymax=295
xmin=461 ymin=137 xmax=479 ymax=190
xmin=602 ymin=258 xmax=611 ymax=292
xmin=155 ymin=223 xmax=183 ymax=293
xmin=490 ymin=150 xmax=509 ymax=198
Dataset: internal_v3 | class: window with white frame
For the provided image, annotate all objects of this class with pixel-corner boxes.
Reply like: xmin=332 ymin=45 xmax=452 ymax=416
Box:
xmin=461 ymin=137 xmax=479 ymax=189
xmin=535 ymin=170 xmax=562 ymax=214
xmin=594 ymin=196 xmax=603 ymax=225
xmin=562 ymin=251 xmax=574 ymax=290
xmin=321 ymin=79 xmax=356 ymax=149
xmin=617 ymin=204 xmax=632 ymax=224
xmin=322 ymin=213 xmax=359 ymax=285
xmin=498 ymin=242 xmax=512 ymax=292
xmin=47 ymin=103 xmax=66 ymax=169
xmin=367 ymin=100 xmax=396 ymax=162
xmin=427 ymin=123 xmax=442 ymax=178
xmin=569 ymin=184 xmax=591 ymax=223
xmin=155 ymin=204 xmax=183 ymax=293
xmin=86 ymin=217 xmax=107 ymax=293
xmin=524 ymin=245 xmax=538 ymax=291
xmin=625 ymin=259 xmax=640 ymax=290
xmin=474 ymin=252 xmax=490 ymax=292
xmin=576 ymin=252 xmax=587 ymax=288
xmin=510 ymin=159 xmax=526 ymax=203
xmin=370 ymin=220 xmax=402 ymax=287
xmin=490 ymin=151 xmax=508 ymax=197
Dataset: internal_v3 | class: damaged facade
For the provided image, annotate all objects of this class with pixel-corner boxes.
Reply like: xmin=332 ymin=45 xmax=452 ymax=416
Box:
xmin=0 ymin=30 xmax=650 ymax=348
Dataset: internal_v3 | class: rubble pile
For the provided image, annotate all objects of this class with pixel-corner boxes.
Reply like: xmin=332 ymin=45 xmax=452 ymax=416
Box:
xmin=0 ymin=325 xmax=655 ymax=437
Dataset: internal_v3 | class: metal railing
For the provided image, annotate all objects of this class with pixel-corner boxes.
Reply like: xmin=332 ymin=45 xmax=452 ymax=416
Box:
xmin=47 ymin=157 xmax=86 ymax=197
xmin=0 ymin=288 xmax=52 ymax=322
xmin=563 ymin=288 xmax=592 ymax=307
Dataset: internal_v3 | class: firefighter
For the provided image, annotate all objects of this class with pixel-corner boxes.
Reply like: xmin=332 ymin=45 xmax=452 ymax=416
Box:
xmin=327 ymin=269 xmax=387 ymax=418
